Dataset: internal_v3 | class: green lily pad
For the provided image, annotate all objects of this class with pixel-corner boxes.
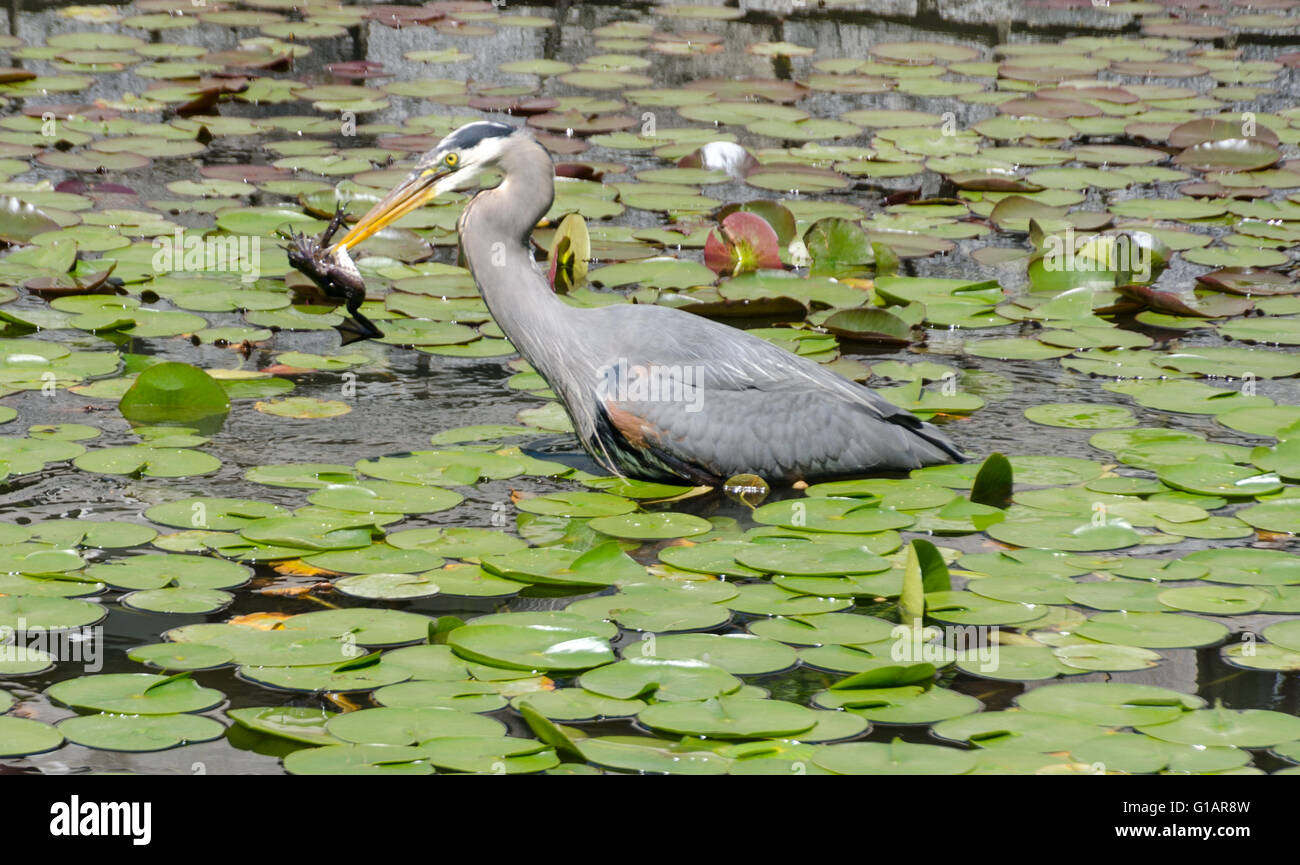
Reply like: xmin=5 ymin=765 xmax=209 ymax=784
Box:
xmin=514 ymin=491 xmax=637 ymax=518
xmin=932 ymin=710 xmax=1106 ymax=752
xmin=227 ymin=706 xmax=341 ymax=747
xmin=1074 ymin=611 xmax=1229 ymax=649
xmin=1157 ymin=463 xmax=1282 ymax=497
xmin=751 ymin=497 xmax=914 ymax=534
xmin=0 ymin=716 xmax=63 ymax=757
xmin=326 ymin=707 xmax=506 ymax=745
xmin=283 ymin=744 xmax=433 ymax=776
xmin=1052 ymin=643 xmax=1162 ymax=673
xmin=512 ymin=689 xmax=645 ymax=722
xmin=87 ymin=554 xmax=249 ymax=590
xmin=735 ymin=540 xmax=892 ymax=576
xmin=47 ymin=673 xmax=223 ymax=715
xmin=417 ymin=736 xmax=558 ymax=774
xmin=121 ymin=587 xmax=233 ymax=615
xmin=146 ymin=497 xmax=290 ymax=531
xmin=986 ymin=517 xmax=1141 ymax=551
xmin=621 ymin=632 xmax=796 ymax=675
xmin=748 ymin=613 xmax=895 ymax=646
xmin=579 ymin=657 xmax=740 ymax=702
xmin=448 ymin=621 xmax=613 ymax=672
xmin=1024 ymin=403 xmax=1136 ymax=429
xmin=1139 ymin=705 xmax=1300 ymax=748
xmin=814 ymin=739 xmax=975 ymax=775
xmin=128 ymin=642 xmax=234 ymax=671
xmin=587 ymin=512 xmax=712 ymax=540
xmin=639 ymin=696 xmax=821 ymax=739
xmin=58 ymin=713 xmax=224 ymax=752
xmin=75 ymin=446 xmax=220 ymax=478
xmin=1018 ymin=682 xmax=1201 ymax=726
xmin=1237 ymin=500 xmax=1300 ymax=535
xmin=482 ymin=542 xmax=645 ymax=587
xmin=118 ymin=362 xmax=229 ymax=425
xmin=575 ymin=736 xmax=730 ymax=775
xmin=0 ymin=596 xmax=105 ymax=630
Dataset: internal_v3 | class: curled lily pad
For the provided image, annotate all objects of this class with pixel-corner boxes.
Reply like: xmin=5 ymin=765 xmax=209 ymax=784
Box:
xmin=227 ymin=707 xmax=341 ymax=747
xmin=118 ymin=362 xmax=230 ymax=425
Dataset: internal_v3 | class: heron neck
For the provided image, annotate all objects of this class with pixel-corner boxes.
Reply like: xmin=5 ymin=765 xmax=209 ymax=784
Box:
xmin=459 ymin=158 xmax=570 ymax=381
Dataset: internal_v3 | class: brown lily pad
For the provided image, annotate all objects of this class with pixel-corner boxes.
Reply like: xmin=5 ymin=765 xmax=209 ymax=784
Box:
xmin=1196 ymin=267 xmax=1299 ymax=296
xmin=201 ymin=164 xmax=292 ymax=183
xmin=1169 ymin=118 xmax=1279 ymax=149
xmin=1173 ymin=138 xmax=1281 ymax=173
xmin=998 ymin=98 xmax=1102 ymax=119
xmin=526 ymin=111 xmax=639 ymax=136
xmin=1115 ymin=282 xmax=1254 ymax=318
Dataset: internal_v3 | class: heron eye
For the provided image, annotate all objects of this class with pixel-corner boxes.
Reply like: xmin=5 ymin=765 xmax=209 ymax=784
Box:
xmin=444 ymin=152 xmax=458 ymax=167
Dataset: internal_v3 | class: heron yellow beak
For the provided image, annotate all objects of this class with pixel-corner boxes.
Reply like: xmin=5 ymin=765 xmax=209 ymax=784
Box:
xmin=330 ymin=166 xmax=451 ymax=253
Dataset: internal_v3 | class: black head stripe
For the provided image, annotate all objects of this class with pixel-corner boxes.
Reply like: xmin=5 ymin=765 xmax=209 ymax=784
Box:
xmin=442 ymin=120 xmax=516 ymax=152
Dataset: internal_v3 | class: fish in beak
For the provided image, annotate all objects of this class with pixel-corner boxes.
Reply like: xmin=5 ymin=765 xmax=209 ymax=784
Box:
xmin=329 ymin=162 xmax=454 ymax=254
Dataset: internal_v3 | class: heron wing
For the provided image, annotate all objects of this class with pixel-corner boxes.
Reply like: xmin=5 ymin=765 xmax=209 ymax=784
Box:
xmin=585 ymin=307 xmax=962 ymax=480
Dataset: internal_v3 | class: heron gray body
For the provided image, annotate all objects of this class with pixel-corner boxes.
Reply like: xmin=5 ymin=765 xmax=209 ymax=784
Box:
xmin=446 ymin=125 xmax=963 ymax=485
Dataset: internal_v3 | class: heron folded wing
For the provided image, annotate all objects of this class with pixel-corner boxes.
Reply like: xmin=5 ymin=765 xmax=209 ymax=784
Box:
xmin=604 ymin=364 xmax=958 ymax=481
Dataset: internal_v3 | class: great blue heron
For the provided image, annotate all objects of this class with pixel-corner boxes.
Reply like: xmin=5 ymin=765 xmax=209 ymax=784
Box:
xmin=322 ymin=120 xmax=965 ymax=485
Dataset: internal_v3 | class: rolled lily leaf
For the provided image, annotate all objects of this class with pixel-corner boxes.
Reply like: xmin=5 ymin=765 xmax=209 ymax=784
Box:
xmin=716 ymin=200 xmax=797 ymax=245
xmin=1114 ymin=281 xmax=1253 ymax=318
xmin=547 ymin=213 xmax=590 ymax=294
xmin=703 ymin=211 xmax=782 ymax=276
xmin=119 ymin=362 xmax=230 ymax=427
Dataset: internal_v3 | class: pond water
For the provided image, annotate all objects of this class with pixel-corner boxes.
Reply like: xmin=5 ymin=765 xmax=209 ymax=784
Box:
xmin=2 ymin=0 xmax=1300 ymax=775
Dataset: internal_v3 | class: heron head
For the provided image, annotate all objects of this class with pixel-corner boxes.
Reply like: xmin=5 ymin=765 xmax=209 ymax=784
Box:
xmin=331 ymin=120 xmax=518 ymax=253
